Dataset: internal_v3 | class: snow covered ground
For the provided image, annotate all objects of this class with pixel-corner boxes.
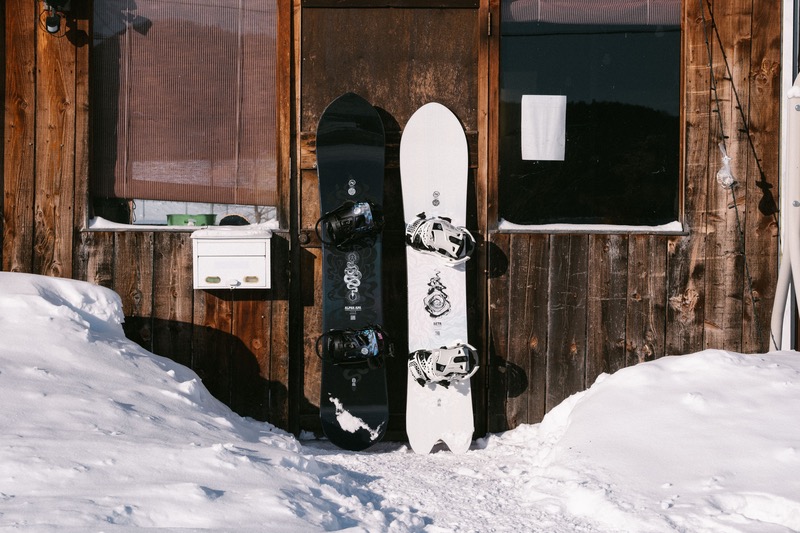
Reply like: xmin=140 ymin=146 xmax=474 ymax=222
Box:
xmin=1 ymin=272 xmax=799 ymax=532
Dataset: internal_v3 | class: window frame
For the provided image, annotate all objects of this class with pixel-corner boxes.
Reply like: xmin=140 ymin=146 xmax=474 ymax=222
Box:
xmin=488 ymin=1 xmax=686 ymax=235
xmin=86 ymin=0 xmax=292 ymax=231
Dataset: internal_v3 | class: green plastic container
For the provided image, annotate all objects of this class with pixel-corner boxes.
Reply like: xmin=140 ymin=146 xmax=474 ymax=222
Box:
xmin=166 ymin=214 xmax=217 ymax=226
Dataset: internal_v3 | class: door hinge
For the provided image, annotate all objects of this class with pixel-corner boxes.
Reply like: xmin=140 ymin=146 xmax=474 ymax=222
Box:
xmin=487 ymin=11 xmax=492 ymax=37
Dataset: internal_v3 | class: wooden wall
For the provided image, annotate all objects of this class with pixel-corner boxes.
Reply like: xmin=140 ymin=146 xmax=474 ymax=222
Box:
xmin=485 ymin=0 xmax=782 ymax=432
xmin=4 ymin=0 xmax=86 ymax=278
xmin=3 ymin=0 xmax=783 ymax=439
xmin=72 ymin=231 xmax=292 ymax=425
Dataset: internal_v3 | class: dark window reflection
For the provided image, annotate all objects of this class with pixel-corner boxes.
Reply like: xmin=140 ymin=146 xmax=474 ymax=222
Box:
xmin=500 ymin=20 xmax=681 ymax=226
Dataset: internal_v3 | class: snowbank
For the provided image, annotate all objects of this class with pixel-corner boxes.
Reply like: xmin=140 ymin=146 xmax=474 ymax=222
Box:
xmin=2 ymin=272 xmax=799 ymax=532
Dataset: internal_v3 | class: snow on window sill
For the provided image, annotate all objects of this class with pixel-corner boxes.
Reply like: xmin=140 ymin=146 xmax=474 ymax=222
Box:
xmin=496 ymin=219 xmax=685 ymax=235
xmin=86 ymin=217 xmax=280 ymax=234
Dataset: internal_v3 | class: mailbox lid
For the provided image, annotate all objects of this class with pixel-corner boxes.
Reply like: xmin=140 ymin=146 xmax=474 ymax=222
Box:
xmin=195 ymin=239 xmax=267 ymax=257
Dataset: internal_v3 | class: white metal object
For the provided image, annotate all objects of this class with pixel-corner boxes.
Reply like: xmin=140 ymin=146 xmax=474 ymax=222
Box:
xmin=191 ymin=229 xmax=272 ymax=290
xmin=770 ymin=73 xmax=800 ymax=350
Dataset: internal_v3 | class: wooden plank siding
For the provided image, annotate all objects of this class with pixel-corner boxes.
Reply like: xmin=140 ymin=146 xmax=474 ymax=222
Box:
xmin=545 ymin=235 xmax=589 ymax=411
xmin=4 ymin=0 xmax=38 ymax=273
xmin=587 ymin=234 xmax=629 ymax=380
xmin=743 ymin=0 xmax=782 ymax=353
xmin=666 ymin=0 xmax=709 ymax=356
xmin=0 ymin=6 xmax=4 ymax=255
xmin=72 ymin=231 xmax=292 ymax=425
xmin=2 ymin=0 xmax=783 ymax=437
xmin=486 ymin=0 xmax=782 ymax=431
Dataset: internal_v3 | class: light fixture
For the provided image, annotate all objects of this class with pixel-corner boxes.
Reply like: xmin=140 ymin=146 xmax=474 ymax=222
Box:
xmin=40 ymin=0 xmax=73 ymax=35
xmin=44 ymin=8 xmax=61 ymax=33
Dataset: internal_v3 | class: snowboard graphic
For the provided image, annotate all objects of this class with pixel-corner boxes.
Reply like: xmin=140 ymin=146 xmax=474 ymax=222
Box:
xmin=316 ymin=93 xmax=389 ymax=451
xmin=400 ymin=102 xmax=477 ymax=454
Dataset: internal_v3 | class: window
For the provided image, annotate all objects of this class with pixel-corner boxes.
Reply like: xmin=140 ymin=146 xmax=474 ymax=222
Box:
xmin=91 ymin=0 xmax=278 ymax=224
xmin=499 ymin=0 xmax=681 ymax=227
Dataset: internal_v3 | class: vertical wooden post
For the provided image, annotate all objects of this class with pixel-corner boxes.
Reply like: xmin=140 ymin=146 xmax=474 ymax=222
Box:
xmin=4 ymin=0 xmax=38 ymax=272
xmin=34 ymin=1 xmax=78 ymax=278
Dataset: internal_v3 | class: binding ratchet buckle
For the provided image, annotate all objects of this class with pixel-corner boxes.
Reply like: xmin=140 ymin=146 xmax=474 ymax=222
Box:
xmin=316 ymin=200 xmax=384 ymax=249
xmin=316 ymin=325 xmax=393 ymax=368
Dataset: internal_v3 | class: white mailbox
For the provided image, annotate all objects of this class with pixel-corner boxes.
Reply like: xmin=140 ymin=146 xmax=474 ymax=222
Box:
xmin=191 ymin=226 xmax=272 ymax=290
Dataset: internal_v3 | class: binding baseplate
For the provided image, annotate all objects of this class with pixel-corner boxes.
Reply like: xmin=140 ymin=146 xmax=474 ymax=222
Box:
xmin=408 ymin=342 xmax=479 ymax=387
xmin=316 ymin=201 xmax=384 ymax=248
xmin=316 ymin=325 xmax=393 ymax=368
xmin=405 ymin=213 xmax=475 ymax=265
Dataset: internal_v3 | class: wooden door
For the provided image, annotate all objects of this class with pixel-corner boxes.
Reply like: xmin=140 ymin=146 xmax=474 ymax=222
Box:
xmin=296 ymin=2 xmax=483 ymax=439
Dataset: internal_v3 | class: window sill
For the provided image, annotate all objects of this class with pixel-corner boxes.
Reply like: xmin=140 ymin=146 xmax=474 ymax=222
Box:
xmin=495 ymin=219 xmax=686 ymax=235
xmin=85 ymin=217 xmax=280 ymax=234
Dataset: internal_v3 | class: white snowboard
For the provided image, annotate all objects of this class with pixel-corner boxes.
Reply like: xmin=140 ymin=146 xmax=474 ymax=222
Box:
xmin=400 ymin=102 xmax=474 ymax=454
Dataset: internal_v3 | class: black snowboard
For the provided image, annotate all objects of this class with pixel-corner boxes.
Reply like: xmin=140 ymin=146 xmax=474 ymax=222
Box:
xmin=316 ymin=92 xmax=388 ymax=451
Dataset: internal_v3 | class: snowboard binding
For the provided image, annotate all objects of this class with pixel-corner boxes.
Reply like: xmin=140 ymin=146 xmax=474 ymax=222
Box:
xmin=316 ymin=325 xmax=393 ymax=368
xmin=316 ymin=200 xmax=384 ymax=249
xmin=408 ymin=342 xmax=479 ymax=387
xmin=405 ymin=213 xmax=475 ymax=265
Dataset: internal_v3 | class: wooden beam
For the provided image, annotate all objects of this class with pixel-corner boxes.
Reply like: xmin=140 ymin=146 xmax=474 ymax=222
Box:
xmin=3 ymin=0 xmax=37 ymax=272
xmin=586 ymin=234 xmax=628 ymax=381
xmin=742 ymin=0 xmax=781 ymax=352
xmin=625 ymin=235 xmax=666 ymax=365
xmin=487 ymin=232 xmax=510 ymax=432
xmin=666 ymin=0 xmax=710 ymax=355
xmin=34 ymin=5 xmax=77 ymax=278
xmin=151 ymin=232 xmax=192 ymax=366
xmin=546 ymin=234 xmax=588 ymax=412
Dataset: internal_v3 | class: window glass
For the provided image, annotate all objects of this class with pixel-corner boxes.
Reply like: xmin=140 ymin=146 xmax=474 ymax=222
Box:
xmin=500 ymin=0 xmax=681 ymax=226
xmin=91 ymin=0 xmax=277 ymax=224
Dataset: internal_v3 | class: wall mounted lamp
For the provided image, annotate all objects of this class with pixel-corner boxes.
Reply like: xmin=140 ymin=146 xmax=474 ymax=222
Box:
xmin=40 ymin=0 xmax=73 ymax=35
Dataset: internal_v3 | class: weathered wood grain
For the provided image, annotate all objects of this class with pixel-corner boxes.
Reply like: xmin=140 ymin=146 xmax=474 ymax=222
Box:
xmin=587 ymin=234 xmax=628 ymax=382
xmin=505 ymin=234 xmax=534 ymax=427
xmin=626 ymin=235 xmax=667 ymax=365
xmin=74 ymin=231 xmax=114 ymax=289
xmin=34 ymin=8 xmax=77 ymax=278
xmin=193 ymin=289 xmax=235 ymax=409
xmin=487 ymin=233 xmax=511 ymax=432
xmin=3 ymin=0 xmax=37 ymax=273
xmin=546 ymin=235 xmax=588 ymax=412
xmin=742 ymin=0 xmax=781 ymax=353
xmin=524 ymin=235 xmax=549 ymax=422
xmin=151 ymin=232 xmax=193 ymax=367
xmin=300 ymin=8 xmax=478 ymax=132
xmin=474 ymin=0 xmax=492 ymax=438
xmin=302 ymin=247 xmax=324 ymax=412
xmin=115 ymin=232 xmax=154 ymax=318
xmin=72 ymin=11 xmax=90 ymax=236
xmin=267 ymin=234 xmax=291 ymax=428
xmin=231 ymin=293 xmax=271 ymax=420
xmin=666 ymin=0 xmax=710 ymax=355
xmin=701 ymin=0 xmax=748 ymax=352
